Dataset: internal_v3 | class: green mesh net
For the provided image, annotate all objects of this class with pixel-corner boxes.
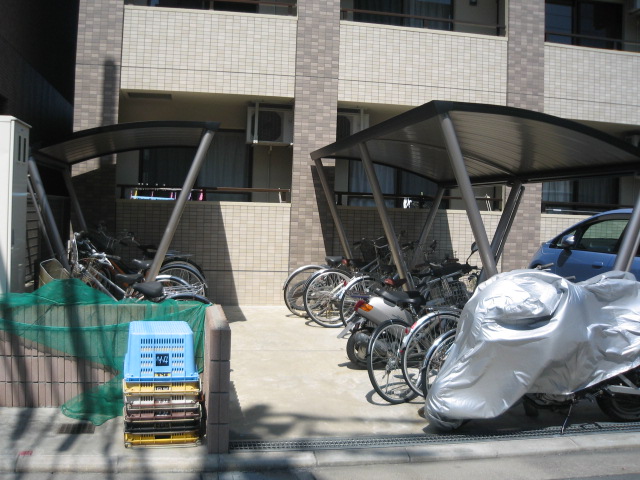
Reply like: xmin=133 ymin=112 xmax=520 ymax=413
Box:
xmin=0 ymin=279 xmax=207 ymax=425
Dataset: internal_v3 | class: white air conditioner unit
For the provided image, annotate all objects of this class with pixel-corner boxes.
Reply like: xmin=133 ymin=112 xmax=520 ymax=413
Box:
xmin=246 ymin=104 xmax=294 ymax=145
xmin=337 ymin=109 xmax=369 ymax=140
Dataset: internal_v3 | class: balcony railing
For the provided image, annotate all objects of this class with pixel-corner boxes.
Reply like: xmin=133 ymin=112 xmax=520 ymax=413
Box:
xmin=340 ymin=7 xmax=505 ymax=36
xmin=545 ymin=31 xmax=640 ymax=53
xmin=118 ymin=184 xmax=290 ymax=202
xmin=125 ymin=0 xmax=297 ymax=16
xmin=334 ymin=191 xmax=503 ymax=211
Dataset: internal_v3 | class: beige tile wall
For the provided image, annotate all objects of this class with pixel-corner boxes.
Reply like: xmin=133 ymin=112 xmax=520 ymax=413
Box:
xmin=334 ymin=206 xmax=502 ymax=267
xmin=545 ymin=44 xmax=640 ymax=125
xmin=116 ymin=200 xmax=595 ymax=305
xmin=116 ymin=200 xmax=290 ymax=305
xmin=121 ymin=7 xmax=297 ymax=97
xmin=339 ymin=22 xmax=508 ymax=105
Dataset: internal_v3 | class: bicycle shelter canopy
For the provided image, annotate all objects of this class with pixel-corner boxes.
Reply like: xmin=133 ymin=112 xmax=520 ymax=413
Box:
xmin=310 ymin=100 xmax=640 ymax=286
xmin=29 ymin=121 xmax=220 ymax=281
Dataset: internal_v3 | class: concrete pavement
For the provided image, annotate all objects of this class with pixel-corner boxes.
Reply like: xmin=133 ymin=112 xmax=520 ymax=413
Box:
xmin=1 ymin=305 xmax=640 ymax=475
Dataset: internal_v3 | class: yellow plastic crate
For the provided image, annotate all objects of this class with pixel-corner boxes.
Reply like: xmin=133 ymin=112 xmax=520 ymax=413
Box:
xmin=122 ymin=379 xmax=201 ymax=394
xmin=124 ymin=430 xmax=201 ymax=448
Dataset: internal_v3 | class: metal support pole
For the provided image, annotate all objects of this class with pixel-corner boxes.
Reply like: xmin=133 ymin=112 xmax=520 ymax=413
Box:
xmin=614 ymin=192 xmax=640 ymax=273
xmin=491 ymin=181 xmax=524 ymax=262
xmin=145 ymin=128 xmax=216 ymax=282
xmin=478 ymin=181 xmax=524 ymax=283
xmin=410 ymin=187 xmax=444 ymax=269
xmin=27 ymin=157 xmax=71 ymax=271
xmin=313 ymin=157 xmax=353 ymax=260
xmin=359 ymin=143 xmax=414 ymax=290
xmin=440 ymin=113 xmax=498 ymax=278
xmin=62 ymin=167 xmax=88 ymax=232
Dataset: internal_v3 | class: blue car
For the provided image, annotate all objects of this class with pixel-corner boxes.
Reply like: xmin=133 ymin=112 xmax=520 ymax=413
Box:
xmin=529 ymin=209 xmax=640 ymax=282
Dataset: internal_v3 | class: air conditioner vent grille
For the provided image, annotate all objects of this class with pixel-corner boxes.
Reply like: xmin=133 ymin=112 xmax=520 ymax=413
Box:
xmin=251 ymin=111 xmax=282 ymax=142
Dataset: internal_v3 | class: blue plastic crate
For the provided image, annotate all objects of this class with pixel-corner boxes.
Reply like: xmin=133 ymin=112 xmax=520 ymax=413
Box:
xmin=124 ymin=321 xmax=199 ymax=382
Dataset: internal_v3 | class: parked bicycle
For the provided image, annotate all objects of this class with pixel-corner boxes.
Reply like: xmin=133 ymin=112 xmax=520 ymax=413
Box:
xmin=73 ymin=232 xmax=207 ymax=298
xmin=69 ymin=232 xmax=210 ymax=304
xmin=283 ymin=235 xmax=392 ymax=322
xmin=356 ymin=245 xmax=479 ymax=403
xmin=302 ymin=236 xmax=406 ymax=327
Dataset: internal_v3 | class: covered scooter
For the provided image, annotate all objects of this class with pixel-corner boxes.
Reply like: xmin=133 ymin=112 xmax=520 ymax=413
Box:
xmin=425 ymin=269 xmax=640 ymax=430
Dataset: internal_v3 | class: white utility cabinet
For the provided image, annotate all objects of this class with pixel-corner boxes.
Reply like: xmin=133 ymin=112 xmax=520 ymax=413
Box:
xmin=0 ymin=116 xmax=30 ymax=294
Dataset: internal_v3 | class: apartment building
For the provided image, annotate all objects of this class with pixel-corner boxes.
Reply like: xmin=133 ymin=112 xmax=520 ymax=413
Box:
xmin=70 ymin=0 xmax=640 ymax=304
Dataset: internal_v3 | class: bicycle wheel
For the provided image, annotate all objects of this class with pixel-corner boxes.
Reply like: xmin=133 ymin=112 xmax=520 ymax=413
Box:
xmin=401 ymin=310 xmax=459 ymax=396
xmin=283 ymin=265 xmax=325 ymax=316
xmin=159 ymin=261 xmax=208 ymax=298
xmin=339 ymin=275 xmax=383 ymax=326
xmin=420 ymin=329 xmax=456 ymax=398
xmin=303 ymin=268 xmax=351 ymax=328
xmin=367 ymin=318 xmax=416 ymax=404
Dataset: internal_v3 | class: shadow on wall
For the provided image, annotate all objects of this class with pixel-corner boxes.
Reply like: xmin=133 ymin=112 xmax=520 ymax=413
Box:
xmin=70 ymin=58 xmax=120 ymax=233
xmin=313 ymin=164 xmax=337 ymax=260
xmin=332 ymin=206 xmax=456 ymax=268
xmin=115 ymin=200 xmax=238 ymax=305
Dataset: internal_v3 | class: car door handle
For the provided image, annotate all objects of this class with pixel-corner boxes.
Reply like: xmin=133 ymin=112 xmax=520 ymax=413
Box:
xmin=592 ymin=262 xmax=604 ymax=269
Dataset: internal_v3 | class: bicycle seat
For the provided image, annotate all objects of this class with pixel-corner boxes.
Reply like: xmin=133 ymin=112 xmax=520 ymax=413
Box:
xmin=325 ymin=256 xmax=344 ymax=267
xmin=131 ymin=259 xmax=153 ymax=270
xmin=132 ymin=281 xmax=164 ymax=299
xmin=376 ymin=288 xmax=425 ymax=308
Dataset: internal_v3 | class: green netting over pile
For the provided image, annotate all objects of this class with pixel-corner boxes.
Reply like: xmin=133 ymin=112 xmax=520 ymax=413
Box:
xmin=0 ymin=278 xmax=207 ymax=425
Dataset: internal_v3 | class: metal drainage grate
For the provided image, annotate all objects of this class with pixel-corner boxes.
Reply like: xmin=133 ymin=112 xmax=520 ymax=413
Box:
xmin=57 ymin=422 xmax=95 ymax=434
xmin=229 ymin=421 xmax=640 ymax=452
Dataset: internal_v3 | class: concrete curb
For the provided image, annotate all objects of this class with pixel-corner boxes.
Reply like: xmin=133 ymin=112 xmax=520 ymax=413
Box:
xmin=3 ymin=431 xmax=640 ymax=473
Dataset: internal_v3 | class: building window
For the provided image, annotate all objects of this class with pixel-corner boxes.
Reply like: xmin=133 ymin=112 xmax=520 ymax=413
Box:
xmin=346 ymin=160 xmax=438 ymax=208
xmin=542 ymin=177 xmax=619 ymax=213
xmin=138 ymin=131 xmax=250 ymax=201
xmin=545 ymin=0 xmax=624 ymax=50
xmin=348 ymin=0 xmax=453 ymax=31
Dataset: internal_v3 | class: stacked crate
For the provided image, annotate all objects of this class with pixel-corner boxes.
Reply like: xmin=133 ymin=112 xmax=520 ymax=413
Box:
xmin=123 ymin=321 xmax=203 ymax=448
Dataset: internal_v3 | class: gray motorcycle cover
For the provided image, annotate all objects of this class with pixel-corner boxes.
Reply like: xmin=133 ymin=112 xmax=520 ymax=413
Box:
xmin=425 ymin=270 xmax=640 ymax=430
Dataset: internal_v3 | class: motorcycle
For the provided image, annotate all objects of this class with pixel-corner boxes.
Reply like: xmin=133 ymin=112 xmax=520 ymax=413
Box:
xmin=425 ymin=269 xmax=640 ymax=431
xmin=337 ymin=276 xmax=417 ymax=368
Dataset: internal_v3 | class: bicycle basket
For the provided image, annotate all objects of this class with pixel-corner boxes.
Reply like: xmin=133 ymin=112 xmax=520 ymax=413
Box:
xmin=39 ymin=258 xmax=71 ymax=285
xmin=358 ymin=238 xmax=378 ymax=264
xmin=161 ymin=281 xmax=207 ymax=297
xmin=427 ymin=277 xmax=470 ymax=309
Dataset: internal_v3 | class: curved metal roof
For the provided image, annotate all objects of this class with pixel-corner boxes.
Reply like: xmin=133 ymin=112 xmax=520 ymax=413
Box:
xmin=32 ymin=121 xmax=220 ymax=167
xmin=310 ymin=101 xmax=640 ymax=186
